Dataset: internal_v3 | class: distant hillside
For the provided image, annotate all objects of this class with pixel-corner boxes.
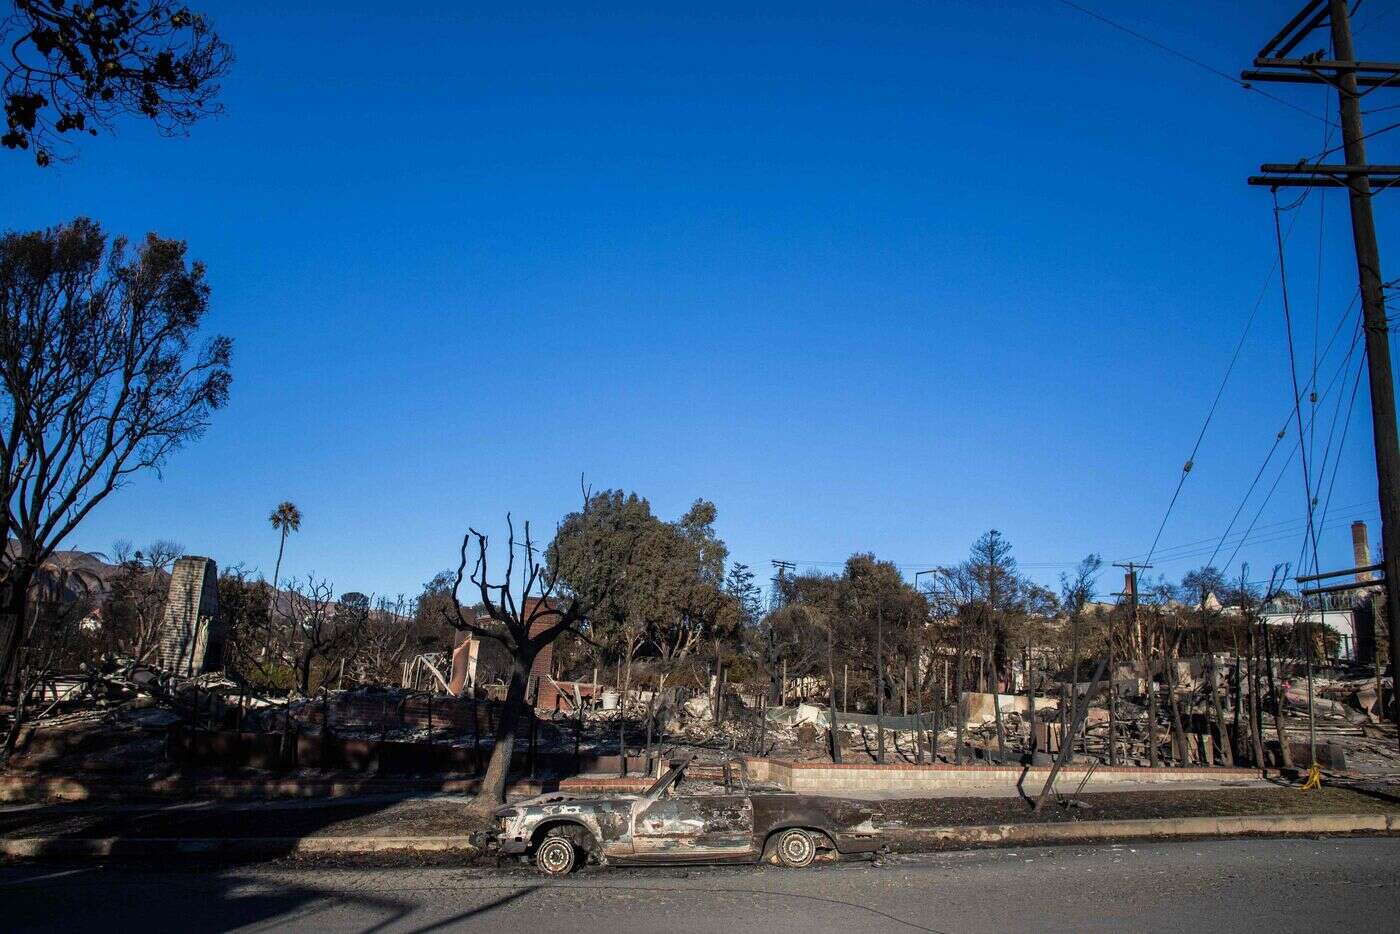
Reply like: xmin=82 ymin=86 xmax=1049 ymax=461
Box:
xmin=8 ymin=542 xmax=402 ymax=620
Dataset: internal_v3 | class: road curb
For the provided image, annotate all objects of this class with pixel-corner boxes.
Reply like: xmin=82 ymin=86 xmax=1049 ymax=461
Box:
xmin=2 ymin=812 xmax=1395 ymax=860
xmin=882 ymin=812 xmax=1400 ymax=849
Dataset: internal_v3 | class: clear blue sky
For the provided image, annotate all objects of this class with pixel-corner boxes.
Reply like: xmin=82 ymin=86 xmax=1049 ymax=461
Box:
xmin=7 ymin=1 xmax=1399 ymax=601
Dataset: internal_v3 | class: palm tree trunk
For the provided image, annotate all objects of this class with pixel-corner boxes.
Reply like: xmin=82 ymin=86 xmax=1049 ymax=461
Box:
xmin=272 ymin=529 xmax=287 ymax=591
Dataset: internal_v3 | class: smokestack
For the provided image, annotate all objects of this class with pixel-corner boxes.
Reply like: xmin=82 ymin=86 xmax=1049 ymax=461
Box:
xmin=1352 ymin=521 xmax=1373 ymax=582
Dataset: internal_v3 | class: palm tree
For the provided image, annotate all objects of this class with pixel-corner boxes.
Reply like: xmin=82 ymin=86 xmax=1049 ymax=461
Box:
xmin=269 ymin=501 xmax=302 ymax=592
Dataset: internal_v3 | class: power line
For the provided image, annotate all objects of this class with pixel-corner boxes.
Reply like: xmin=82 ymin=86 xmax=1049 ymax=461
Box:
xmin=1210 ymin=310 xmax=1366 ymax=569
xmin=783 ymin=558 xmax=1079 ymax=571
xmin=1050 ymin=0 xmax=1334 ymax=125
xmin=1149 ymin=504 xmax=1378 ymax=569
xmin=1134 ymin=498 xmax=1374 ymax=562
xmin=1138 ymin=203 xmax=1317 ymax=567
xmin=1272 ymin=190 xmax=1324 ymax=579
xmin=1312 ymin=356 xmax=1368 ymax=538
xmin=1126 ymin=303 xmax=1364 ymax=569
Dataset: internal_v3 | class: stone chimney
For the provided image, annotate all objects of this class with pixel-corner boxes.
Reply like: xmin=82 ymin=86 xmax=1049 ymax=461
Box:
xmin=1352 ymin=521 xmax=1374 ymax=582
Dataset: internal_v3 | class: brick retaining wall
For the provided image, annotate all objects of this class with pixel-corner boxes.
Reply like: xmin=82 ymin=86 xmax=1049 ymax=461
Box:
xmin=744 ymin=757 xmax=1261 ymax=793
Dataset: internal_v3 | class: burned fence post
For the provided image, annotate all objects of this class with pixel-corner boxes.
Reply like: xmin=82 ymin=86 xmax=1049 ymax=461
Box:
xmin=574 ymin=688 xmax=584 ymax=772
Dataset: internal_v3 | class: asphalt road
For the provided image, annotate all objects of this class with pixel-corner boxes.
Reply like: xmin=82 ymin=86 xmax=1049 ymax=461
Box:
xmin=2 ymin=837 xmax=1396 ymax=933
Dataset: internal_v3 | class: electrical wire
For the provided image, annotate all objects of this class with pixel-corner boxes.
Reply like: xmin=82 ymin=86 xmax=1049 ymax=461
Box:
xmin=1049 ymin=0 xmax=1336 ymax=126
xmin=1136 ymin=221 xmax=1306 ymax=568
xmin=1132 ymin=499 xmax=1374 ymax=563
xmin=1193 ymin=302 xmax=1362 ymax=569
xmin=1296 ymin=354 xmax=1368 ymax=576
xmin=1313 ymin=357 xmax=1368 ymax=536
xmin=1148 ymin=508 xmax=1378 ymax=569
xmin=1312 ymin=119 xmax=1400 ymax=160
xmin=1272 ymin=191 xmax=1325 ymax=582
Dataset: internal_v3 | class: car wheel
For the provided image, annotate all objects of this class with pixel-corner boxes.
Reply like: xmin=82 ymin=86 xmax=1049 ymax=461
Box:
xmin=775 ymin=828 xmax=816 ymax=868
xmin=535 ymin=833 xmax=578 ymax=876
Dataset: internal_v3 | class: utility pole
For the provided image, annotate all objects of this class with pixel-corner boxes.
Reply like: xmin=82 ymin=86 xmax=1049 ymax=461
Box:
xmin=1114 ymin=562 xmax=1151 ymax=765
xmin=1246 ymin=1 xmax=1400 ymax=750
xmin=770 ymin=559 xmax=796 ymax=610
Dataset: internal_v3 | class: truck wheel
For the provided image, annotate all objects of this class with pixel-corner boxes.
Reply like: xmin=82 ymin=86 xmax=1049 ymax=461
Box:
xmin=535 ymin=833 xmax=578 ymax=876
xmin=775 ymin=828 xmax=816 ymax=868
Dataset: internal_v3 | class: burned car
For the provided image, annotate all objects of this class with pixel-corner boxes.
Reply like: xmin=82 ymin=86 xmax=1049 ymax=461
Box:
xmin=492 ymin=759 xmax=884 ymax=875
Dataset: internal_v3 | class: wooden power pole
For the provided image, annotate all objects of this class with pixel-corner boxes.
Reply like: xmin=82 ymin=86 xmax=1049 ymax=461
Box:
xmin=1246 ymin=2 xmax=1400 ymax=748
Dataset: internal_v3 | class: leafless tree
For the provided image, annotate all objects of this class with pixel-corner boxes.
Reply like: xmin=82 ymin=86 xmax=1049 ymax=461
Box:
xmin=103 ymin=538 xmax=182 ymax=660
xmin=446 ymin=515 xmax=590 ymax=819
xmin=339 ymin=593 xmax=414 ymax=687
xmin=278 ymin=576 xmax=358 ymax=696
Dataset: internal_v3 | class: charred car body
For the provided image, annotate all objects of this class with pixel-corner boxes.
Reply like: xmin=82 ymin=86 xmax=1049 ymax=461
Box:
xmin=492 ymin=760 xmax=884 ymax=875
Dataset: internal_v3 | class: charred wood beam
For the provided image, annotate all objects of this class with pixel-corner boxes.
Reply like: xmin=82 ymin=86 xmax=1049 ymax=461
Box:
xmin=1243 ymin=69 xmax=1400 ymax=87
xmin=1248 ymin=174 xmax=1400 ymax=188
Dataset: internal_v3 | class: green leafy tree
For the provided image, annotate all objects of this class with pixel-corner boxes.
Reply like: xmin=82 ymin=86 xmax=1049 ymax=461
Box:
xmin=723 ymin=563 xmax=763 ymax=628
xmin=550 ymin=490 xmax=657 ymax=697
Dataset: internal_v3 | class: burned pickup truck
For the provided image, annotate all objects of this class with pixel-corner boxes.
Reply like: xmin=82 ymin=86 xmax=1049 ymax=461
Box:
xmin=492 ymin=759 xmax=884 ymax=875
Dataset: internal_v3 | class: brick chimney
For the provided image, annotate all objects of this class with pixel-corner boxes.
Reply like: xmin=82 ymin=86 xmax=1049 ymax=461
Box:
xmin=1352 ymin=521 xmax=1374 ymax=582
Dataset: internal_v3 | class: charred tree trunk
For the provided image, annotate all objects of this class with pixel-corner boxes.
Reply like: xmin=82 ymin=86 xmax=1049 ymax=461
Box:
xmin=1067 ymin=612 xmax=1082 ymax=755
xmin=1024 ymin=643 xmax=1037 ymax=757
xmin=1208 ymin=652 xmax=1233 ymax=767
xmin=1145 ymin=617 xmax=1160 ymax=768
xmin=1165 ymin=646 xmax=1189 ymax=765
xmin=953 ymin=627 xmax=966 ymax=765
xmin=914 ymin=654 xmax=926 ymax=764
xmin=1246 ymin=626 xmax=1267 ymax=767
xmin=465 ymin=655 xmax=533 ymax=819
xmin=1261 ymin=621 xmax=1292 ymax=768
xmin=876 ymin=607 xmax=886 ymax=764
xmin=1107 ymin=615 xmax=1118 ymax=766
xmin=989 ymin=644 xmax=1007 ymax=762
xmin=0 ymin=566 xmax=36 ymax=692
xmin=827 ymin=625 xmax=841 ymax=764
xmin=1231 ymin=656 xmax=1246 ymax=765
